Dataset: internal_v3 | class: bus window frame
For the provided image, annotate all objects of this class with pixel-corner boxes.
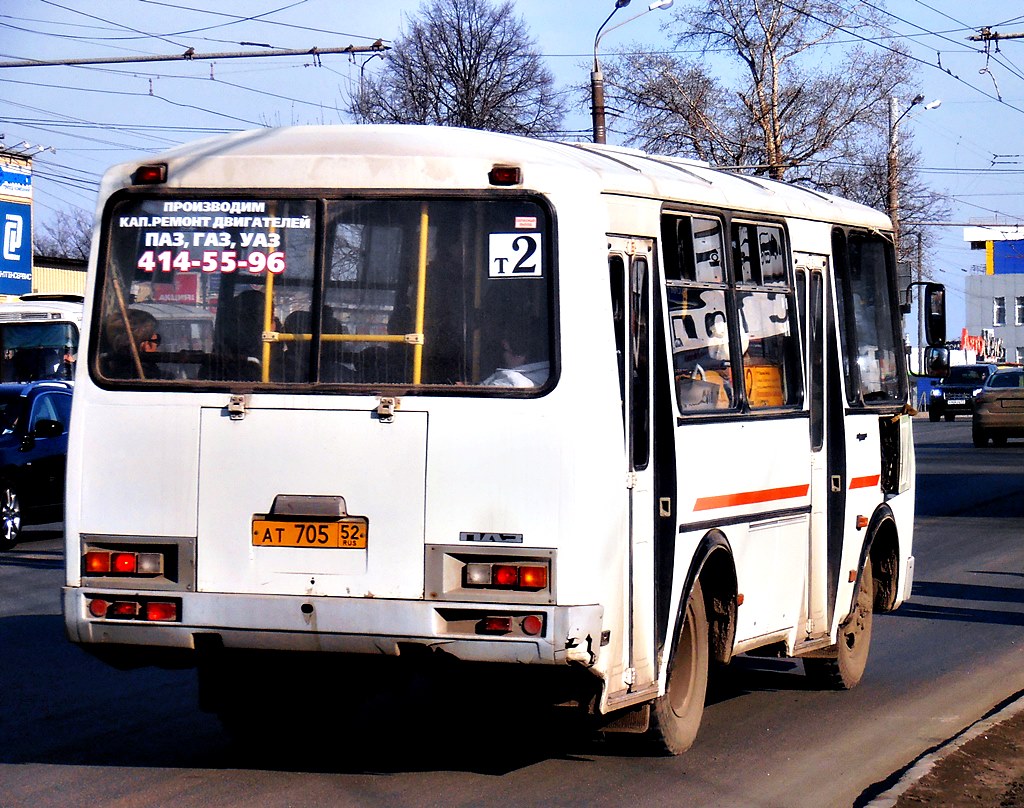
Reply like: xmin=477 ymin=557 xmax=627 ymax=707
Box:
xmin=661 ymin=206 xmax=804 ymax=418
xmin=89 ymin=188 xmax=561 ymax=397
xmin=830 ymin=226 xmax=909 ymax=409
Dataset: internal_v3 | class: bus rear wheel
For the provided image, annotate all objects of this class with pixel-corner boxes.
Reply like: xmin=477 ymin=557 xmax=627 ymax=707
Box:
xmin=647 ymin=579 xmax=709 ymax=755
xmin=804 ymin=562 xmax=874 ymax=690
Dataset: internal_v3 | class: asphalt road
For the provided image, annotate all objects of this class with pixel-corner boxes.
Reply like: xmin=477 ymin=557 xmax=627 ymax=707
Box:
xmin=1 ymin=419 xmax=1022 ymax=808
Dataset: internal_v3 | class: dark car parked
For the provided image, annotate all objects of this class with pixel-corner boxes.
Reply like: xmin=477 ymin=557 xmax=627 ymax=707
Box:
xmin=927 ymin=363 xmax=997 ymax=422
xmin=0 ymin=381 xmax=73 ymax=550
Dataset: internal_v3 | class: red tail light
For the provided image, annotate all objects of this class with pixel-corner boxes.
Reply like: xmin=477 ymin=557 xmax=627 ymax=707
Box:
xmin=112 ymin=553 xmax=137 ymax=573
xmin=108 ymin=601 xmax=140 ymax=618
xmin=84 ymin=551 xmax=112 ymax=574
xmin=480 ymin=616 xmax=512 ymax=633
xmin=518 ymin=566 xmax=548 ymax=590
xmin=492 ymin=565 xmax=519 ymax=587
xmin=145 ymin=602 xmax=178 ymax=621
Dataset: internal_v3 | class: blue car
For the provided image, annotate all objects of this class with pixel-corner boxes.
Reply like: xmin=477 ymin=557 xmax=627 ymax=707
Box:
xmin=0 ymin=381 xmax=73 ymax=550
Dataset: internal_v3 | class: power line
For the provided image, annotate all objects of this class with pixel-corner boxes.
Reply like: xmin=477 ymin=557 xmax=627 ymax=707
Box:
xmin=0 ymin=42 xmax=387 ymax=69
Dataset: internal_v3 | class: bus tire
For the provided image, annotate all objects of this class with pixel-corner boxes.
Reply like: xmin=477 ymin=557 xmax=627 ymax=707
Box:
xmin=647 ymin=579 xmax=709 ymax=755
xmin=972 ymin=425 xmax=989 ymax=447
xmin=928 ymin=409 xmax=941 ymax=422
xmin=804 ymin=562 xmax=874 ymax=690
xmin=0 ymin=482 xmax=22 ymax=551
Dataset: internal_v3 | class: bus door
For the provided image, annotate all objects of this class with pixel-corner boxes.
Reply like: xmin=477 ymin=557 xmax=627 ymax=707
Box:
xmin=795 ymin=254 xmax=835 ymax=640
xmin=608 ymin=236 xmax=658 ymax=696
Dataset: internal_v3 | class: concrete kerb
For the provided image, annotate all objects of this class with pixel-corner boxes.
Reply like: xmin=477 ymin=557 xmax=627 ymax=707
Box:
xmin=864 ymin=692 xmax=1024 ymax=807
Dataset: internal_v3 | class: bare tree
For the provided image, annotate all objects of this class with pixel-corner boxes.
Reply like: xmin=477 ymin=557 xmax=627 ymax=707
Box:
xmin=348 ymin=0 xmax=567 ymax=136
xmin=34 ymin=208 xmax=92 ymax=260
xmin=603 ymin=0 xmax=947 ymax=260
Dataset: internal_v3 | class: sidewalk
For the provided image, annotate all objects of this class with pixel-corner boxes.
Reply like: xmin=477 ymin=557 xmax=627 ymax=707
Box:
xmin=867 ymin=695 xmax=1024 ymax=807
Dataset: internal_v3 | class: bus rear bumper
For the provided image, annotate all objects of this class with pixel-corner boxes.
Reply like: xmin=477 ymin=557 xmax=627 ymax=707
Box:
xmin=62 ymin=587 xmax=604 ymax=668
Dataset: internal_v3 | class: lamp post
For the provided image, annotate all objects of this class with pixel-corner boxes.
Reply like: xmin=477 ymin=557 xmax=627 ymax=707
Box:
xmin=592 ymin=0 xmax=674 ymax=144
xmin=886 ymin=93 xmax=939 ymax=371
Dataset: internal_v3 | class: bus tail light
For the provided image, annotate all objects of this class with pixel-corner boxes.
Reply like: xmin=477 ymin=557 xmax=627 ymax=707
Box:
xmin=82 ymin=550 xmax=164 ymax=576
xmin=464 ymin=561 xmax=549 ymax=591
xmin=86 ymin=596 xmax=180 ymax=622
xmin=474 ymin=614 xmax=545 ymax=637
xmin=480 ymin=616 xmax=512 ymax=634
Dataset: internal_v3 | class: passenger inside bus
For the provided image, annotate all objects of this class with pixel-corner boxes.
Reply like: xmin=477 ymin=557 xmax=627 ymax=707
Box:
xmin=100 ymin=308 xmax=167 ymax=380
xmin=481 ymin=319 xmax=549 ymax=388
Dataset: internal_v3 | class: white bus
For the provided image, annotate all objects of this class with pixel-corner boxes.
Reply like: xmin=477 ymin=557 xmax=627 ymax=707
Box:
xmin=0 ymin=293 xmax=83 ymax=382
xmin=63 ymin=125 xmax=944 ymax=753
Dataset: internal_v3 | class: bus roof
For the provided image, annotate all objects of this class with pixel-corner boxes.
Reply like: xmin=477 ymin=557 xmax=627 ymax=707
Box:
xmin=0 ymin=297 xmax=84 ymax=325
xmin=102 ymin=124 xmax=892 ymax=231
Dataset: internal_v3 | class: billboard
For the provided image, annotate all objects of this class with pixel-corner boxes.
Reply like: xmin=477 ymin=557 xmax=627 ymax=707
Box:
xmin=0 ymin=156 xmax=32 ymax=296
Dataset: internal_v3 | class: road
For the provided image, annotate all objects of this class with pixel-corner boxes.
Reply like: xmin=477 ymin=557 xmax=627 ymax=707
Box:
xmin=1 ymin=419 xmax=1022 ymax=808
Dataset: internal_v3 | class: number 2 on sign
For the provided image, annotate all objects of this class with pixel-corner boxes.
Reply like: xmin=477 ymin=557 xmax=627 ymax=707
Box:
xmin=488 ymin=233 xmax=543 ymax=278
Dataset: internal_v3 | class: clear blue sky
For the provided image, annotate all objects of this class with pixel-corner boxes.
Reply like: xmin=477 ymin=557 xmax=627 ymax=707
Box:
xmin=3 ymin=0 xmax=1023 ymax=335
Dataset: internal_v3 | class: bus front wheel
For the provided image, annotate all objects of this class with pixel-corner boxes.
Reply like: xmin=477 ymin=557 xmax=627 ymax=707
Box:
xmin=647 ymin=579 xmax=709 ymax=755
xmin=804 ymin=562 xmax=874 ymax=690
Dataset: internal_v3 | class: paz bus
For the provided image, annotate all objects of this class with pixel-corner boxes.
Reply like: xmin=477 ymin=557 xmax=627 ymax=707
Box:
xmin=63 ymin=125 xmax=945 ymax=754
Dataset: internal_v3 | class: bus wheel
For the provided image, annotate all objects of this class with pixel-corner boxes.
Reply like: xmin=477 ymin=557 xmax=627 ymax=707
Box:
xmin=972 ymin=425 xmax=989 ymax=447
xmin=805 ymin=563 xmax=874 ymax=690
xmin=0 ymin=483 xmax=22 ymax=551
xmin=648 ymin=579 xmax=709 ymax=755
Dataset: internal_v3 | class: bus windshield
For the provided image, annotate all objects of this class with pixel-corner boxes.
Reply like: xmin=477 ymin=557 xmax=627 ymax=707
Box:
xmin=95 ymin=196 xmax=553 ymax=390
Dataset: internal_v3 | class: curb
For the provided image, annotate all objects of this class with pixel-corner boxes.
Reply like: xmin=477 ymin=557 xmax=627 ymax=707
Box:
xmin=864 ymin=693 xmax=1024 ymax=807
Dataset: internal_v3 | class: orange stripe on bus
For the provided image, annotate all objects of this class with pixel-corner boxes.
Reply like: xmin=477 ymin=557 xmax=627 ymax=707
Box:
xmin=693 ymin=484 xmax=810 ymax=512
xmin=849 ymin=474 xmax=881 ymax=490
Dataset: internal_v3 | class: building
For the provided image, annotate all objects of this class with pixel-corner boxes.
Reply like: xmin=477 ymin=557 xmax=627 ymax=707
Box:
xmin=963 ymin=226 xmax=1024 ymax=364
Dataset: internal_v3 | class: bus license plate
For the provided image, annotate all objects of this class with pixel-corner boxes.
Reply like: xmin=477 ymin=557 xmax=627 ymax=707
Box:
xmin=948 ymin=398 xmax=966 ymax=405
xmin=252 ymin=519 xmax=368 ymax=549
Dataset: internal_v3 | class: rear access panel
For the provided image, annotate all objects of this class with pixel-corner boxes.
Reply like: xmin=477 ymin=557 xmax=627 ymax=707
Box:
xmin=197 ymin=405 xmax=427 ymax=599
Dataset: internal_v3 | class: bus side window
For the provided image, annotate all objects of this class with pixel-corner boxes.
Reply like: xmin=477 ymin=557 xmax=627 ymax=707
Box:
xmin=668 ymin=287 xmax=736 ymax=412
xmin=663 ymin=212 xmax=735 ymax=413
xmin=737 ymin=291 xmax=802 ymax=409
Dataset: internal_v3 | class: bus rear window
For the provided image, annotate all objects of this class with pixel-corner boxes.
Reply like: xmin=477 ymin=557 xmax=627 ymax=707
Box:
xmin=95 ymin=196 xmax=553 ymax=391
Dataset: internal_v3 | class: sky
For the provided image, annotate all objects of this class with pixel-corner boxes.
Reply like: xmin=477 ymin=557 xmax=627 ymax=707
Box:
xmin=2 ymin=0 xmax=1024 ymax=336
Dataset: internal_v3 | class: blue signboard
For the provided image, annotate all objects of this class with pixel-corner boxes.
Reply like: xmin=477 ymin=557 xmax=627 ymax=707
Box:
xmin=992 ymin=240 xmax=1024 ymax=274
xmin=0 ymin=199 xmax=32 ymax=296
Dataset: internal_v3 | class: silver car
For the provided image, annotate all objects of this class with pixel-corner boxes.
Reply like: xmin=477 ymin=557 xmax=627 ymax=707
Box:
xmin=972 ymin=368 xmax=1024 ymax=447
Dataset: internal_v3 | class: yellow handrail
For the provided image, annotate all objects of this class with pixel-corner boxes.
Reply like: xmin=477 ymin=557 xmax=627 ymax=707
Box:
xmin=412 ymin=202 xmax=429 ymax=385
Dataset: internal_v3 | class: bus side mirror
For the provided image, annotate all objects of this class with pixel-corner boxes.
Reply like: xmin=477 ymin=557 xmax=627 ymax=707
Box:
xmin=924 ymin=283 xmax=946 ymax=346
xmin=923 ymin=346 xmax=949 ymax=378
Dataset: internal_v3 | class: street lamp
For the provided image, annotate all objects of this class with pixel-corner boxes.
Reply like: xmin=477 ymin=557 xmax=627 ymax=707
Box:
xmin=591 ymin=0 xmax=674 ymax=144
xmin=886 ymin=93 xmax=940 ymax=371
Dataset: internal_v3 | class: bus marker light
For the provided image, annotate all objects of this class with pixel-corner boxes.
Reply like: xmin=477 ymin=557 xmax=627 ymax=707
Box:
xmin=521 ymin=615 xmax=543 ymax=636
xmin=84 ymin=551 xmax=112 ymax=574
xmin=134 ymin=164 xmax=167 ymax=184
xmin=856 ymin=515 xmax=868 ymax=530
xmin=88 ymin=598 xmax=110 ymax=618
xmin=492 ymin=565 xmax=519 ymax=587
xmin=145 ymin=601 xmax=178 ymax=622
xmin=480 ymin=616 xmax=512 ymax=634
xmin=849 ymin=570 xmax=857 ymax=583
xmin=112 ymin=552 xmax=137 ymax=573
xmin=488 ymin=165 xmax=522 ymax=186
xmin=518 ymin=566 xmax=548 ymax=590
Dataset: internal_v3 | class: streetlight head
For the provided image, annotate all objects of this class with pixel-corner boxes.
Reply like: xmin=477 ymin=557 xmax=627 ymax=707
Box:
xmin=649 ymin=0 xmax=674 ymax=8
xmin=911 ymin=93 xmax=925 ymax=106
xmin=615 ymin=0 xmax=631 ymax=7
xmin=924 ymin=99 xmax=942 ymax=110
